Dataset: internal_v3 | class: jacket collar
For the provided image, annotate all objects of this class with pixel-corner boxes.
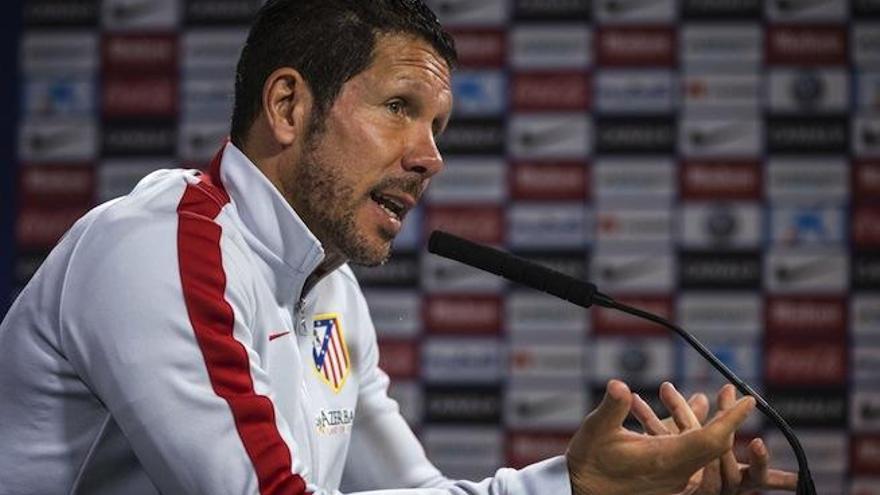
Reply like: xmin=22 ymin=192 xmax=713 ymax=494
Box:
xmin=212 ymin=141 xmax=325 ymax=304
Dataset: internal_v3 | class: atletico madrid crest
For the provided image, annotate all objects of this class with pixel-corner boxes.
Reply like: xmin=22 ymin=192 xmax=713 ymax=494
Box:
xmin=311 ymin=313 xmax=351 ymax=393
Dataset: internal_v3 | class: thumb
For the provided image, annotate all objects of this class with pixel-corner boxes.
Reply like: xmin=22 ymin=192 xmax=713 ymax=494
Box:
xmin=580 ymin=379 xmax=633 ymax=435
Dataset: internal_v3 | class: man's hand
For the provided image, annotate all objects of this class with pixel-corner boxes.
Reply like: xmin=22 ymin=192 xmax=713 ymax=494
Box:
xmin=565 ymin=379 xmax=755 ymax=495
xmin=632 ymin=383 xmax=799 ymax=495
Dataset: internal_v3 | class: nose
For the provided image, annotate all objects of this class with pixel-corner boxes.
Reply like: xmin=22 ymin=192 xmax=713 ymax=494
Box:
xmin=401 ymin=125 xmax=444 ymax=178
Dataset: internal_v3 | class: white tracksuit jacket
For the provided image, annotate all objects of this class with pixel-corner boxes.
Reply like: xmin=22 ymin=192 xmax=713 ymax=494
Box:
xmin=0 ymin=142 xmax=572 ymax=495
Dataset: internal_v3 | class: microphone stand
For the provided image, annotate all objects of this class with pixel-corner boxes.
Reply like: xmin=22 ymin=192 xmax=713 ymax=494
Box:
xmin=427 ymin=230 xmax=816 ymax=495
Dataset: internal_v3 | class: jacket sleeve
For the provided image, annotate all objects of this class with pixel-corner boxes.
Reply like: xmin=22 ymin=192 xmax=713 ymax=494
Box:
xmin=339 ymin=285 xmax=574 ymax=495
xmin=58 ymin=204 xmax=316 ymax=495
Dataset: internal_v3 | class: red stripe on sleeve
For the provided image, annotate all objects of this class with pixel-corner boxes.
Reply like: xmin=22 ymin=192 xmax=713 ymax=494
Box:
xmin=177 ymin=147 xmax=309 ymax=495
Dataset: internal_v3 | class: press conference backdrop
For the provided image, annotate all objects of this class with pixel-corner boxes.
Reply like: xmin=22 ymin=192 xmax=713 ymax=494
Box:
xmin=10 ymin=0 xmax=880 ymax=493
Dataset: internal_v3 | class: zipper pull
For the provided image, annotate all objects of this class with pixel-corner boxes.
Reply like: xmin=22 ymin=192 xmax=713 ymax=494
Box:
xmin=295 ymin=299 xmax=309 ymax=336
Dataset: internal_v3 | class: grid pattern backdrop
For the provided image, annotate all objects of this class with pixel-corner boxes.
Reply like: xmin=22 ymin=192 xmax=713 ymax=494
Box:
xmin=9 ymin=0 xmax=880 ymax=493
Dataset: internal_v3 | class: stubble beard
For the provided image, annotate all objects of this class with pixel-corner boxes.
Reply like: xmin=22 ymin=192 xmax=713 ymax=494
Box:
xmin=283 ymin=124 xmax=393 ymax=267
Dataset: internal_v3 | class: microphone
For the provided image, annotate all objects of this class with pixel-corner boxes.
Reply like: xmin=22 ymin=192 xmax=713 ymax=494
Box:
xmin=428 ymin=230 xmax=816 ymax=495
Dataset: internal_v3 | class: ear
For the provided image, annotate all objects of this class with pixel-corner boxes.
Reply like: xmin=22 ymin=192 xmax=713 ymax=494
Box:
xmin=261 ymin=67 xmax=314 ymax=147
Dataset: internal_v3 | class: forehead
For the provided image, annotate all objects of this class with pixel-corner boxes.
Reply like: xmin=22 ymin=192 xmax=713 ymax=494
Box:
xmin=362 ymin=33 xmax=452 ymax=92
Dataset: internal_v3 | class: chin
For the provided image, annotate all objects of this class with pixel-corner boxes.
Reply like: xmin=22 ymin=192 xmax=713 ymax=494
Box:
xmin=342 ymin=232 xmax=393 ymax=267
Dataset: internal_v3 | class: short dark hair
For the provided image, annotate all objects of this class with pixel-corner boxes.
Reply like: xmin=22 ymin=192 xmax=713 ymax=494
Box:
xmin=230 ymin=0 xmax=457 ymax=146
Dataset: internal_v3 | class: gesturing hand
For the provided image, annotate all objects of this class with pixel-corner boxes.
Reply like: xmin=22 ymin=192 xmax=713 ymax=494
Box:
xmin=565 ymin=379 xmax=755 ymax=495
xmin=631 ymin=382 xmax=799 ymax=495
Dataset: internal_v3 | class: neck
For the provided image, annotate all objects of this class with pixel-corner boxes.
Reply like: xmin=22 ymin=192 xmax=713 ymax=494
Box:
xmin=302 ymin=251 xmax=347 ymax=299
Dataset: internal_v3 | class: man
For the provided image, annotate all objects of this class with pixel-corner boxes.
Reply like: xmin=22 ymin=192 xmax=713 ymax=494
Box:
xmin=0 ymin=1 xmax=796 ymax=494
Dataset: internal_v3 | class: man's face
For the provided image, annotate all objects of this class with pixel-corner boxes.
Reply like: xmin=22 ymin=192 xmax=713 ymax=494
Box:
xmin=283 ymin=34 xmax=453 ymax=266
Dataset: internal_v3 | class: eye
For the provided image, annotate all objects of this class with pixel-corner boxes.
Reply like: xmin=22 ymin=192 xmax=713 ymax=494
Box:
xmin=387 ymin=98 xmax=406 ymax=116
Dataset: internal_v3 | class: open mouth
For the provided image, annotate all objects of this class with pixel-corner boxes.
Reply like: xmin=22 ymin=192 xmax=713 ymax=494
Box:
xmin=370 ymin=191 xmax=406 ymax=221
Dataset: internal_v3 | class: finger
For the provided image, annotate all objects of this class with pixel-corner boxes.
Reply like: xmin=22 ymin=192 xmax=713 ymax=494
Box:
xmin=689 ymin=393 xmax=710 ymax=424
xmin=716 ymin=384 xmax=741 ymax=495
xmin=580 ymin=379 xmax=633 ymax=436
xmin=761 ymin=469 xmax=799 ymax=490
xmin=660 ymin=382 xmax=702 ymax=432
xmin=676 ymin=396 xmax=755 ymax=468
xmin=631 ymin=393 xmax=670 ymax=435
xmin=745 ymin=438 xmax=769 ymax=487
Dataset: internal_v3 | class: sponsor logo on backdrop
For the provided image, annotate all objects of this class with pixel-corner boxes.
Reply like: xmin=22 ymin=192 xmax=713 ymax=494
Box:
xmin=596 ymin=117 xmax=675 ymax=154
xmin=101 ymin=0 xmax=180 ymax=30
xmin=680 ymin=251 xmax=761 ymax=289
xmin=425 ymin=205 xmax=504 ymax=244
xmin=766 ymin=158 xmax=848 ymax=201
xmin=855 ymin=25 xmax=880 ymax=68
xmin=597 ymin=208 xmax=673 ymax=245
xmin=447 ymin=29 xmax=505 ymax=67
xmin=24 ymin=0 xmax=98 ymax=26
xmin=683 ymin=342 xmax=760 ymax=382
xmin=509 ymin=344 xmax=585 ymax=380
xmin=22 ymin=32 xmax=98 ymax=73
xmin=178 ymin=120 xmax=229 ymax=162
xmin=452 ymin=71 xmax=506 ymax=116
xmin=852 ymin=478 xmax=880 ymax=495
xmin=677 ymin=292 xmax=762 ymax=339
xmin=858 ymin=73 xmax=880 ymax=112
xmin=593 ymin=296 xmax=672 ymax=336
xmin=854 ymin=161 xmax=880 ymax=202
xmin=766 ymin=297 xmax=846 ymax=339
xmin=680 ymin=160 xmax=761 ymax=200
xmin=681 ymin=25 xmax=762 ymax=68
xmin=508 ymin=114 xmax=592 ymax=158
xmin=19 ymin=165 xmax=95 ymax=207
xmin=511 ymin=71 xmax=590 ymax=111
xmin=102 ymin=34 xmax=176 ymax=74
xmin=510 ymin=161 xmax=589 ymax=200
xmin=680 ymin=118 xmax=762 ymax=157
xmin=425 ymin=386 xmax=502 ymax=423
xmin=596 ymin=70 xmax=675 ymax=113
xmin=596 ymin=0 xmax=676 ymax=22
xmin=387 ymin=381 xmax=422 ymax=426
xmin=423 ymin=338 xmax=504 ymax=383
xmin=766 ymin=0 xmax=847 ymax=21
xmin=511 ymin=25 xmax=592 ymax=69
xmin=593 ymin=337 xmax=674 ymax=383
xmin=362 ymin=290 xmax=421 ymax=338
xmin=594 ymin=158 xmax=675 ymax=201
xmin=505 ymin=291 xmax=588 ymax=336
xmin=854 ymin=348 xmax=880 ymax=384
xmin=507 ymin=432 xmax=571 ymax=469
xmin=103 ymin=76 xmax=177 ymax=117
xmin=767 ymin=116 xmax=848 ymax=153
xmin=508 ymin=203 xmax=590 ymax=248
xmin=350 ymin=253 xmax=419 ymax=287
xmin=17 ymin=206 xmax=89 ymax=250
xmin=426 ymin=159 xmax=505 ymax=204
xmin=591 ymin=251 xmax=676 ymax=292
xmin=854 ymin=117 xmax=880 ymax=157
xmin=852 ymin=295 xmax=880 ymax=338
xmin=437 ymin=118 xmax=504 ymax=155
xmin=425 ymin=295 xmax=501 ymax=334
xmin=505 ymin=386 xmax=587 ymax=429
xmin=679 ymin=203 xmax=761 ymax=249
xmin=19 ymin=120 xmax=97 ymax=163
xmin=765 ymin=250 xmax=848 ymax=293
xmin=853 ymin=390 xmax=880 ymax=432
xmin=181 ymin=75 xmax=236 ymax=119
xmin=103 ymin=120 xmax=176 ymax=156
xmin=426 ymin=0 xmax=507 ymax=26
xmin=770 ymin=205 xmax=846 ymax=246
xmin=181 ymin=29 xmax=248 ymax=72
xmin=766 ymin=388 xmax=847 ymax=427
xmin=766 ymin=26 xmax=847 ymax=65
xmin=683 ymin=73 xmax=760 ymax=111
xmin=513 ymin=0 xmax=590 ymax=20
xmin=768 ymin=68 xmax=849 ymax=113
xmin=377 ymin=340 xmax=419 ymax=379
xmin=97 ymin=160 xmax=164 ymax=202
xmin=596 ymin=26 xmax=676 ymax=66
xmin=764 ymin=341 xmax=846 ymax=386
xmin=766 ymin=430 xmax=847 ymax=474
xmin=852 ymin=435 xmax=880 ymax=474
xmin=24 ymin=75 xmax=95 ymax=118
xmin=184 ymin=0 xmax=260 ymax=25
xmin=682 ymin=0 xmax=760 ymax=18
xmin=423 ymin=426 xmax=502 ymax=480
xmin=421 ymin=256 xmax=506 ymax=293
xmin=856 ymin=0 xmax=880 ymax=16
xmin=854 ymin=254 xmax=880 ymax=290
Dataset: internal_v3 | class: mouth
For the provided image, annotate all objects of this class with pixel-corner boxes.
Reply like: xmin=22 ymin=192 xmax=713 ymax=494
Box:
xmin=369 ymin=191 xmax=414 ymax=223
